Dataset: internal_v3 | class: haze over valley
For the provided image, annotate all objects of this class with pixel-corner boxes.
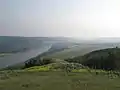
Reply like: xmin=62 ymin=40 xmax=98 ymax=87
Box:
xmin=1 ymin=0 xmax=120 ymax=90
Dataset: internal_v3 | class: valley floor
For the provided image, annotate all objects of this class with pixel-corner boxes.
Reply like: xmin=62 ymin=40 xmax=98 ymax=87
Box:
xmin=0 ymin=53 xmax=12 ymax=57
xmin=0 ymin=71 xmax=120 ymax=90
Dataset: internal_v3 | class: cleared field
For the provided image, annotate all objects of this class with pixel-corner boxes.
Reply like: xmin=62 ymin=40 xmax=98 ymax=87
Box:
xmin=44 ymin=45 xmax=111 ymax=59
xmin=0 ymin=70 xmax=120 ymax=90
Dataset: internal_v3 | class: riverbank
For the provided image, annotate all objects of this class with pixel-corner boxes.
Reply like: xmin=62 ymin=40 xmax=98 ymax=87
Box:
xmin=0 ymin=53 xmax=12 ymax=57
xmin=0 ymin=45 xmax=51 ymax=69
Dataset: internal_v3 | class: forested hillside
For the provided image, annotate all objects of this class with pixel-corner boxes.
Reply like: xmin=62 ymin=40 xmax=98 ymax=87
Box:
xmin=65 ymin=48 xmax=120 ymax=70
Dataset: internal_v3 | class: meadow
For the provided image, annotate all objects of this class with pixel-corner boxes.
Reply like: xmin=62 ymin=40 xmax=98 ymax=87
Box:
xmin=0 ymin=66 xmax=120 ymax=90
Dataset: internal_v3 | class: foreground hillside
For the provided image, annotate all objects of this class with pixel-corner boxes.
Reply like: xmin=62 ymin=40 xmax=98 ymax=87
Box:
xmin=0 ymin=70 xmax=120 ymax=90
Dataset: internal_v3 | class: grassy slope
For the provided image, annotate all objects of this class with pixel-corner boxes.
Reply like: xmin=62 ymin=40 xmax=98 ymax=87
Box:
xmin=0 ymin=70 xmax=120 ymax=90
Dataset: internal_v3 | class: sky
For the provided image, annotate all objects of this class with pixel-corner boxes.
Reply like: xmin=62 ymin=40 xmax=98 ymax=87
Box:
xmin=1 ymin=0 xmax=120 ymax=38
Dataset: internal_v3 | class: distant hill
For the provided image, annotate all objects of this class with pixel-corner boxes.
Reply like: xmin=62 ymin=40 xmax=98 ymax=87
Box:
xmin=65 ymin=48 xmax=120 ymax=70
xmin=0 ymin=36 xmax=74 ymax=53
xmin=0 ymin=36 xmax=42 ymax=53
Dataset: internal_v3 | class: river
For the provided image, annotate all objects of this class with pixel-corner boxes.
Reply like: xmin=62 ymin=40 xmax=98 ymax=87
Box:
xmin=0 ymin=45 xmax=51 ymax=68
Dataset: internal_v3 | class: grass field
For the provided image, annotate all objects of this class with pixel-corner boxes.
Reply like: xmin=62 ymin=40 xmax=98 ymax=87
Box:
xmin=0 ymin=69 xmax=120 ymax=90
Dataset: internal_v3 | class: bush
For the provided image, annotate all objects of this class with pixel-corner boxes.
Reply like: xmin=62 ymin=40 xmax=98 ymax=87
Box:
xmin=24 ymin=58 xmax=55 ymax=68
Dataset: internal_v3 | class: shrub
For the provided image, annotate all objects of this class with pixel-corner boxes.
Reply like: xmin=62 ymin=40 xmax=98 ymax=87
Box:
xmin=24 ymin=58 xmax=55 ymax=68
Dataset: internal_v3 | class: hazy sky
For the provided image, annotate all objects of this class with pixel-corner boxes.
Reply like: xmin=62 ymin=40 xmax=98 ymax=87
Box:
xmin=1 ymin=0 xmax=120 ymax=38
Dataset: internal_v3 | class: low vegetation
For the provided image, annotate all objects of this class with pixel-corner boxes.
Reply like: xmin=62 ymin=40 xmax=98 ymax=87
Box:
xmin=24 ymin=58 xmax=55 ymax=68
xmin=0 ymin=68 xmax=120 ymax=90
